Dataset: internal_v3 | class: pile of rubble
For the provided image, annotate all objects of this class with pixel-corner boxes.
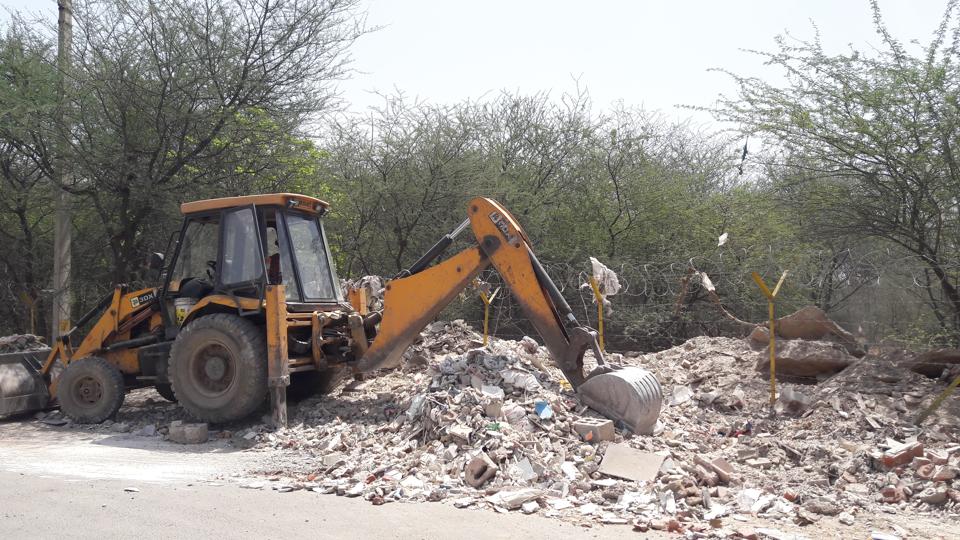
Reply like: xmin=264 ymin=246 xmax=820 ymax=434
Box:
xmin=16 ymin=318 xmax=958 ymax=536
xmin=241 ymin=321 xmax=959 ymax=536
xmin=0 ymin=334 xmax=48 ymax=354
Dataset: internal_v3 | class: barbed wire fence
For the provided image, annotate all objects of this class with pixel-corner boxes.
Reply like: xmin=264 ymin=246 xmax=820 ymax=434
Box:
xmin=439 ymin=248 xmax=960 ymax=357
xmin=2 ymin=246 xmax=958 ymax=366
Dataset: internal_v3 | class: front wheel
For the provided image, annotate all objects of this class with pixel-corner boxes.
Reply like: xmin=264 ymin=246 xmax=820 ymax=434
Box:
xmin=58 ymin=357 xmax=125 ymax=423
xmin=169 ymin=314 xmax=267 ymax=423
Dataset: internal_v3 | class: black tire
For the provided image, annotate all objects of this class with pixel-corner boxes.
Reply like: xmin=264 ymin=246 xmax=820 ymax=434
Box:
xmin=169 ymin=314 xmax=267 ymax=423
xmin=58 ymin=357 xmax=125 ymax=423
xmin=155 ymin=383 xmax=177 ymax=402
xmin=286 ymin=368 xmax=344 ymax=402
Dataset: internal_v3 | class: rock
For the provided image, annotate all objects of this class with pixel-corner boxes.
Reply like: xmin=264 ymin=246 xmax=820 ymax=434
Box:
xmin=448 ymin=424 xmax=473 ymax=444
xmin=441 ymin=443 xmax=459 ymax=462
xmin=802 ymin=497 xmax=841 ymax=516
xmin=322 ymin=453 xmax=345 ymax=467
xmin=710 ymin=457 xmax=735 ymax=483
xmin=520 ymin=336 xmax=539 ymax=354
xmin=649 ymin=518 xmax=668 ymax=530
xmin=757 ymin=305 xmax=863 ymax=356
xmin=776 ymin=387 xmax=812 ymax=415
xmin=917 ymin=486 xmax=948 ymax=505
xmin=400 ymin=476 xmax=425 ymax=491
xmin=881 ymin=484 xmax=908 ymax=503
xmin=167 ymin=421 xmax=208 ymax=444
xmin=520 ymin=501 xmax=539 ymax=514
xmin=671 ymin=385 xmax=694 ymax=405
xmin=933 ymin=466 xmax=957 ymax=482
xmin=136 ymin=424 xmax=157 ymax=437
xmin=757 ymin=339 xmax=855 ymax=379
xmin=345 ymin=482 xmax=365 ymax=497
xmin=483 ymin=399 xmax=503 ymax=418
xmin=838 ymin=512 xmax=855 ymax=525
xmin=746 ymin=457 xmax=772 ymax=469
xmin=573 ymin=417 xmax=615 ymax=442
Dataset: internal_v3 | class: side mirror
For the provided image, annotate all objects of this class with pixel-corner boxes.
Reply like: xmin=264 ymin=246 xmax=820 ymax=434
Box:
xmin=147 ymin=252 xmax=164 ymax=270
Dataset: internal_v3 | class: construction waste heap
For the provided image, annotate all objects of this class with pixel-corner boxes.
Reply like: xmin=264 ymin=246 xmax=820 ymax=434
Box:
xmin=16 ymin=317 xmax=960 ymax=538
xmin=252 ymin=312 xmax=956 ymax=535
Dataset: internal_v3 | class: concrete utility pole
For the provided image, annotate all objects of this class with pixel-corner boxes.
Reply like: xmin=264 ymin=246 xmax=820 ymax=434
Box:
xmin=52 ymin=0 xmax=73 ymax=340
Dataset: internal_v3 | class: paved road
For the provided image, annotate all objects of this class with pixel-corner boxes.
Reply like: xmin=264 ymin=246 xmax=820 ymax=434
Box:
xmin=0 ymin=472 xmax=651 ymax=540
xmin=0 ymin=422 xmax=652 ymax=539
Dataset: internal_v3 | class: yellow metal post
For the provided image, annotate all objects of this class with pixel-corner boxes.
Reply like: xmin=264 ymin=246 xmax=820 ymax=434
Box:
xmin=589 ymin=276 xmax=605 ymax=353
xmin=479 ymin=286 xmax=499 ymax=347
xmin=752 ymin=271 xmax=788 ymax=408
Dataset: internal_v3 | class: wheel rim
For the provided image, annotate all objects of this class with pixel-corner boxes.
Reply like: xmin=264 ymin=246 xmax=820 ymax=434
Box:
xmin=188 ymin=340 xmax=236 ymax=398
xmin=72 ymin=375 xmax=103 ymax=408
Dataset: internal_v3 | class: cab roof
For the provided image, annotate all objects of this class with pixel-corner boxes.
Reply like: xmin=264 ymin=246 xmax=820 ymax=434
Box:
xmin=180 ymin=193 xmax=330 ymax=215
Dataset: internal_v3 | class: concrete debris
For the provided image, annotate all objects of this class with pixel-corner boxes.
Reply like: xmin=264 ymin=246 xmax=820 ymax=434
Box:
xmin=464 ymin=453 xmax=498 ymax=488
xmin=757 ymin=339 xmax=856 ymax=380
xmin=0 ymin=334 xmax=48 ymax=353
xmin=776 ymin=387 xmax=812 ymax=415
xmin=573 ymin=417 xmax=614 ymax=442
xmin=485 ymin=488 xmax=543 ymax=510
xmin=750 ymin=306 xmax=864 ymax=357
xmin=598 ymin=443 xmax=665 ymax=483
xmin=235 ymin=329 xmax=959 ymax=529
xmin=23 ymin=320 xmax=958 ymax=532
xmin=167 ymin=421 xmax=208 ymax=444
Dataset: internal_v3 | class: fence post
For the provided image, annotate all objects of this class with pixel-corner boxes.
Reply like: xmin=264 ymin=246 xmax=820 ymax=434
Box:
xmin=589 ymin=276 xmax=606 ymax=352
xmin=478 ymin=286 xmax=499 ymax=347
xmin=752 ymin=271 xmax=788 ymax=408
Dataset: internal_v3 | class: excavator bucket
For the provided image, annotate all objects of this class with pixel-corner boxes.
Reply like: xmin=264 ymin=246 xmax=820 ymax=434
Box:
xmin=578 ymin=366 xmax=663 ymax=435
xmin=0 ymin=351 xmax=50 ymax=418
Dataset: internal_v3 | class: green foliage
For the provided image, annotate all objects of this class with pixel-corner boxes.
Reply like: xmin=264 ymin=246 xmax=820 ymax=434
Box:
xmin=712 ymin=0 xmax=960 ymax=343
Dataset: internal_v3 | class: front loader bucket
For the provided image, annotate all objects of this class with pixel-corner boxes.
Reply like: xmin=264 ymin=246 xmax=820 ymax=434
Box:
xmin=0 ymin=351 xmax=50 ymax=418
xmin=578 ymin=366 xmax=662 ymax=435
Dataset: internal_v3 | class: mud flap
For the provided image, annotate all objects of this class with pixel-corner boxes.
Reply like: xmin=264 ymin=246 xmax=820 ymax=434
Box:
xmin=577 ymin=366 xmax=663 ymax=435
xmin=0 ymin=351 xmax=50 ymax=418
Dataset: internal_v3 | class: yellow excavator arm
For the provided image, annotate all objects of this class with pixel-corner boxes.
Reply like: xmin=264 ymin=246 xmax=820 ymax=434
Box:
xmin=354 ymin=197 xmax=604 ymax=389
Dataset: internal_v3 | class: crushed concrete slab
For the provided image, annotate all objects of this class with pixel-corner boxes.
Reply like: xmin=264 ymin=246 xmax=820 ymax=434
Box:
xmin=598 ymin=443 xmax=665 ymax=482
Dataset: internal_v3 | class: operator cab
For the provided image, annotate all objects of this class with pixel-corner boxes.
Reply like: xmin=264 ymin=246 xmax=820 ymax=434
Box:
xmin=161 ymin=194 xmax=341 ymax=332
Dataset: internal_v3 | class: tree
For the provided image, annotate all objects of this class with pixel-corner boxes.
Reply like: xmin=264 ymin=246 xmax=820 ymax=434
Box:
xmin=61 ymin=0 xmax=365 ymax=282
xmin=0 ymin=21 xmax=58 ymax=335
xmin=714 ymin=0 xmax=960 ymax=343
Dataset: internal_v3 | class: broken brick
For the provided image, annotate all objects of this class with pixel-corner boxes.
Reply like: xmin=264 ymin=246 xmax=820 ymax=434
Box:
xmin=880 ymin=441 xmax=924 ymax=470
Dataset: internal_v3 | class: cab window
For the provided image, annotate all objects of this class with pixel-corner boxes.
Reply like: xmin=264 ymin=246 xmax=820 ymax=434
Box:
xmin=221 ymin=207 xmax=263 ymax=286
xmin=171 ymin=218 xmax=219 ymax=285
xmin=286 ymin=212 xmax=336 ymax=300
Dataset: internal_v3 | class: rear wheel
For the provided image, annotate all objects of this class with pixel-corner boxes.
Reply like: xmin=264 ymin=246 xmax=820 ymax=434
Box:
xmin=169 ymin=314 xmax=267 ymax=423
xmin=58 ymin=357 xmax=125 ymax=423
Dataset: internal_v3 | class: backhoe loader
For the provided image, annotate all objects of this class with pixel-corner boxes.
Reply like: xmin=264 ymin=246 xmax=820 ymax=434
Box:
xmin=0 ymin=194 xmax=661 ymax=431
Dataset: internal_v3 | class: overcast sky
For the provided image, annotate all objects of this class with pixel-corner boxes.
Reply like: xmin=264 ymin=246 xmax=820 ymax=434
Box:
xmin=1 ymin=0 xmax=953 ymax=122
